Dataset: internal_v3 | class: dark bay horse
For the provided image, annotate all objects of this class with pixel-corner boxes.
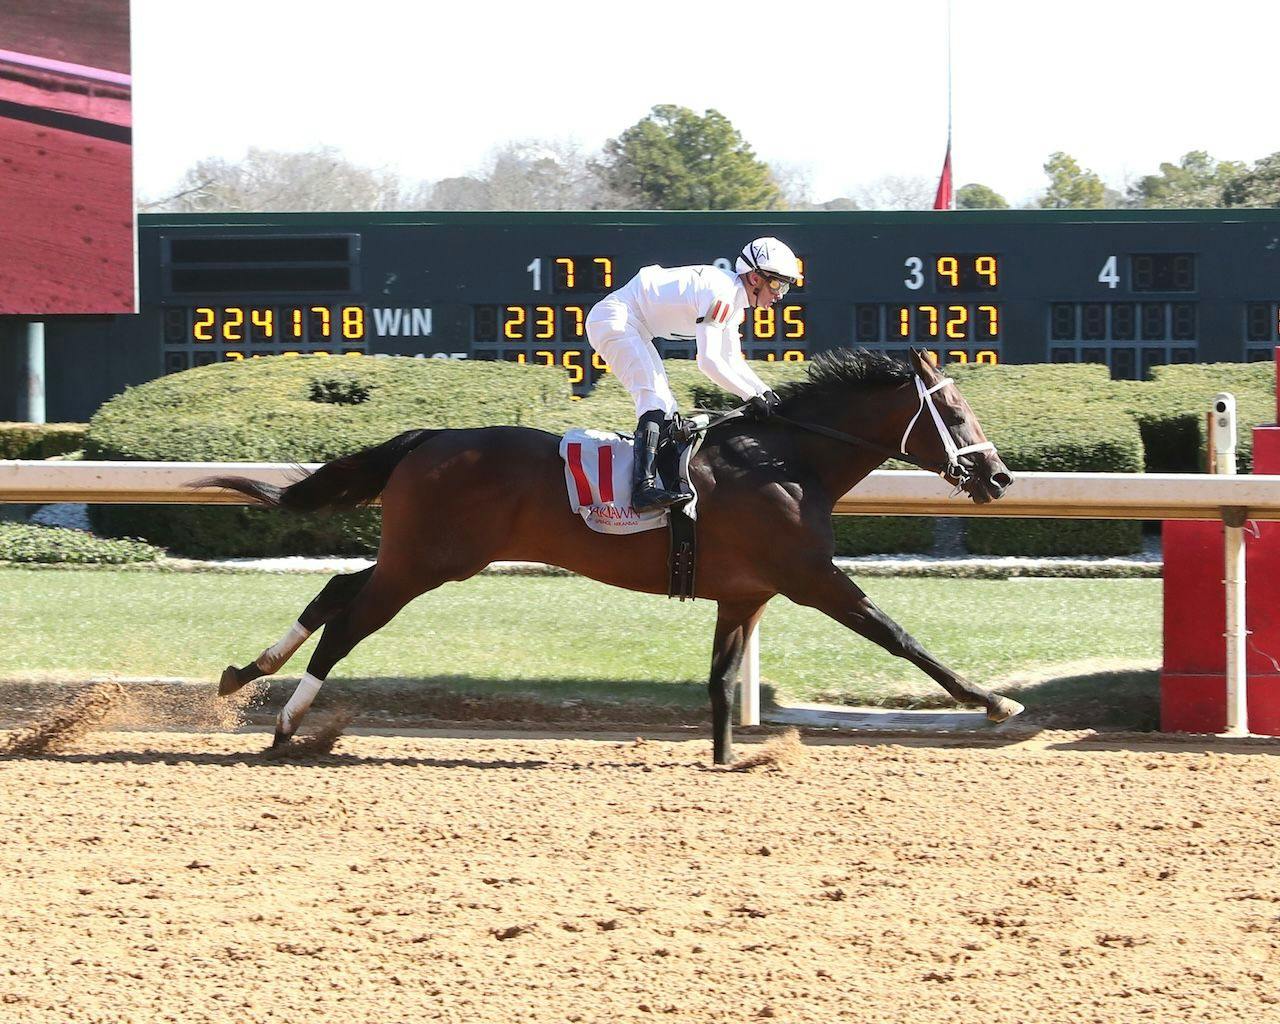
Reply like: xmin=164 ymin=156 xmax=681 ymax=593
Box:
xmin=205 ymin=347 xmax=1020 ymax=764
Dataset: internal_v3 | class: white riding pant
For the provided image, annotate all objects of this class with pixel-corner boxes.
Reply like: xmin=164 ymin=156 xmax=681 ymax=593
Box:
xmin=585 ymin=298 xmax=677 ymax=418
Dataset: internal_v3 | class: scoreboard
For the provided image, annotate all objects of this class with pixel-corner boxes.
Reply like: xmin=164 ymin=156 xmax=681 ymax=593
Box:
xmin=135 ymin=209 xmax=1280 ymax=393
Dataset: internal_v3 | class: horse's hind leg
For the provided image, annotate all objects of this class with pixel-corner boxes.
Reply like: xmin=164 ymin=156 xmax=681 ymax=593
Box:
xmin=708 ymin=600 xmax=767 ymax=765
xmin=783 ymin=562 xmax=1023 ymax=722
xmin=272 ymin=562 xmax=476 ymax=746
xmin=219 ymin=566 xmax=375 ymax=695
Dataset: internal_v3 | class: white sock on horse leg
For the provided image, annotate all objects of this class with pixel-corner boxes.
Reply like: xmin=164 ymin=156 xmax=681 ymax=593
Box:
xmin=256 ymin=621 xmax=311 ymax=674
xmin=279 ymin=672 xmax=323 ymax=734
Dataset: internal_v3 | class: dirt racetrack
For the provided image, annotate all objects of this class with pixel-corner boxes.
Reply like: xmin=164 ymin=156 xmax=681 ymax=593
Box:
xmin=1 ymin=717 xmax=1278 ymax=1024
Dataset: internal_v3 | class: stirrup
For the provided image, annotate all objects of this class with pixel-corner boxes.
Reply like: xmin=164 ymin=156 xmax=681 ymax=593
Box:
xmin=633 ymin=483 xmax=691 ymax=514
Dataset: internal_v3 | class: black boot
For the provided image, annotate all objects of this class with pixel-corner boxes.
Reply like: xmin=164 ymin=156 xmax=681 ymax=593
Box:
xmin=631 ymin=411 xmax=693 ymax=513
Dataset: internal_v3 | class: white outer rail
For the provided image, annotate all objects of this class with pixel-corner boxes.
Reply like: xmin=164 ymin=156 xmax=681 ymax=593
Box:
xmin=7 ymin=462 xmax=1280 ymax=519
xmin=5 ymin=461 xmax=1278 ymax=735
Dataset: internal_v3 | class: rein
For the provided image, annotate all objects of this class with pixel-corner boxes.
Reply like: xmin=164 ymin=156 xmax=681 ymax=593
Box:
xmin=691 ymin=374 xmax=997 ymax=485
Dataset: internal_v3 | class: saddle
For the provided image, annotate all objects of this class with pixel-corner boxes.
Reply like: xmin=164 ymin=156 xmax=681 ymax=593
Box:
xmin=558 ymin=416 xmax=707 ymax=601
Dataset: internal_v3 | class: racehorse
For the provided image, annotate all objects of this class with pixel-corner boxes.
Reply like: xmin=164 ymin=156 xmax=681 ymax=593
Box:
xmin=204 ymin=347 xmax=1020 ymax=764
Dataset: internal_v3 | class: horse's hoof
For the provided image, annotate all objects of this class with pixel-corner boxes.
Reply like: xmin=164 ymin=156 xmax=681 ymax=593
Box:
xmin=219 ymin=665 xmax=245 ymax=696
xmin=987 ymin=697 xmax=1025 ymax=723
xmin=270 ymin=727 xmax=292 ymax=750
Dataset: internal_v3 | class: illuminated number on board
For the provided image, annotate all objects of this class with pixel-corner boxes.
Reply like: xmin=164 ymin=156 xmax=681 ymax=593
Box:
xmin=977 ymin=350 xmax=999 ymax=365
xmin=794 ymin=258 xmax=805 ymax=289
xmin=917 ymin=305 xmax=940 ymax=339
xmin=592 ymin=257 xmax=613 ymax=289
xmin=976 ymin=256 xmax=998 ymax=288
xmin=562 ymin=350 xmax=584 ymax=385
xmin=250 ymin=309 xmax=273 ymax=341
xmin=535 ymin=350 xmax=555 ymax=367
xmin=904 ymin=257 xmax=924 ymax=290
xmin=947 ymin=350 xmax=969 ymax=364
xmin=555 ymin=258 xmax=575 ymax=289
xmin=783 ymin=350 xmax=804 ymax=362
xmin=978 ymin=305 xmax=999 ymax=339
xmin=897 ymin=306 xmax=911 ymax=337
xmin=1098 ymin=255 xmax=1119 ymax=289
xmin=590 ymin=352 xmax=610 ymax=373
xmin=561 ymin=305 xmax=585 ymax=339
xmin=782 ymin=306 xmax=805 ymax=339
xmin=753 ymin=307 xmax=776 ymax=339
xmin=504 ymin=306 xmax=526 ymax=340
xmin=946 ymin=305 xmax=968 ymax=339
xmin=527 ymin=258 xmax=542 ymax=291
xmin=224 ymin=351 xmax=244 ymax=361
xmin=310 ymin=306 xmax=332 ymax=338
xmin=222 ymin=307 xmax=244 ymax=342
xmin=937 ymin=256 xmax=959 ymax=289
xmin=534 ymin=306 xmax=555 ymax=340
xmin=342 ymin=307 xmax=364 ymax=340
xmin=193 ymin=307 xmax=215 ymax=342
xmin=290 ymin=309 xmax=305 ymax=338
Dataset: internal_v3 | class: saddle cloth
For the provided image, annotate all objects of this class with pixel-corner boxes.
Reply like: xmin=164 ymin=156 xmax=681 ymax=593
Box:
xmin=559 ymin=426 xmax=703 ymax=536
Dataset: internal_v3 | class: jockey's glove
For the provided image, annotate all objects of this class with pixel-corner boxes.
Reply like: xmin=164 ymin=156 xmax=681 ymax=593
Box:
xmin=745 ymin=390 xmax=782 ymax=420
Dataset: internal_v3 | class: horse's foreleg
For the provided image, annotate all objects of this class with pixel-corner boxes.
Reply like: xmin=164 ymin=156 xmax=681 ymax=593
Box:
xmin=220 ymin=566 xmax=375 ymax=696
xmin=708 ymin=600 xmax=768 ymax=765
xmin=784 ymin=564 xmax=1023 ymax=722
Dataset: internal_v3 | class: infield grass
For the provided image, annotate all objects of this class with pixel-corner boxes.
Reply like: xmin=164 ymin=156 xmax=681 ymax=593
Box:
xmin=0 ymin=568 xmax=1161 ymax=720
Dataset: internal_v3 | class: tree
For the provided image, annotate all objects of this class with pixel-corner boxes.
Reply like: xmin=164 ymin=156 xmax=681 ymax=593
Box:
xmin=955 ymin=183 xmax=1008 ymax=210
xmin=1037 ymin=152 xmax=1107 ymax=209
xmin=597 ymin=104 xmax=781 ymax=210
xmin=143 ymin=146 xmax=410 ymax=213
xmin=1223 ymin=152 xmax=1280 ymax=207
xmin=1128 ymin=151 xmax=1246 ymax=208
xmin=768 ymin=161 xmax=813 ymax=210
xmin=848 ymin=175 xmax=935 ymax=210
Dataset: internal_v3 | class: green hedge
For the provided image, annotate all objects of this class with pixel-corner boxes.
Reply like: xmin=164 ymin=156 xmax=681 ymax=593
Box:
xmin=950 ymin=363 xmax=1145 ymax=555
xmin=0 ymin=422 xmax=86 ymax=459
xmin=83 ymin=352 xmax=1270 ymax=559
xmin=0 ymin=522 xmax=161 ymax=564
xmin=1120 ymin=362 xmax=1275 ymax=473
xmin=88 ymin=355 xmax=577 ymax=557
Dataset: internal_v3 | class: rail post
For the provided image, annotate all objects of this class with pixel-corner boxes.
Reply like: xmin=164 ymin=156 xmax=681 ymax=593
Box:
xmin=739 ymin=619 xmax=761 ymax=727
xmin=1211 ymin=393 xmax=1249 ymax=736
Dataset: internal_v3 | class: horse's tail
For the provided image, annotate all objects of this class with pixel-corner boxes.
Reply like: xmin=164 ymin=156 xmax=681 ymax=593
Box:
xmin=195 ymin=429 xmax=439 ymax=513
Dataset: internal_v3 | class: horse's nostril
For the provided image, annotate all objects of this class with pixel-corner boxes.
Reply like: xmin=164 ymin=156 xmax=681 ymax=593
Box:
xmin=991 ymin=471 xmax=1014 ymax=491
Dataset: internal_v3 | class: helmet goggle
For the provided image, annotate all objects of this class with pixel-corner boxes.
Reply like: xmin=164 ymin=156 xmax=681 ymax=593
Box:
xmin=757 ymin=272 xmax=793 ymax=296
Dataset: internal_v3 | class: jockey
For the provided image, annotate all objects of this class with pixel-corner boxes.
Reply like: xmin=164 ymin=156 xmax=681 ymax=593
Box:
xmin=585 ymin=236 xmax=800 ymax=514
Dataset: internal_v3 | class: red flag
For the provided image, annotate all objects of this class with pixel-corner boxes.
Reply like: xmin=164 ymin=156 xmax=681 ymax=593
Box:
xmin=933 ymin=142 xmax=953 ymax=210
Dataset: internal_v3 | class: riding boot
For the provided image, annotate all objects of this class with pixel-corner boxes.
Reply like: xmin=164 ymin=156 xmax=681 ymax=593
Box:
xmin=631 ymin=411 xmax=693 ymax=514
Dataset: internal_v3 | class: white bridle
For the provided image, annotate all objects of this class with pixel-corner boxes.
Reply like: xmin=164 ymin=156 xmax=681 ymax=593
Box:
xmin=900 ymin=375 xmax=997 ymax=480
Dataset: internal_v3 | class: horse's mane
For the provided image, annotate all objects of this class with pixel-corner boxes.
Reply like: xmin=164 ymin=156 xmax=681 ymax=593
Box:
xmin=776 ymin=348 xmax=914 ymax=407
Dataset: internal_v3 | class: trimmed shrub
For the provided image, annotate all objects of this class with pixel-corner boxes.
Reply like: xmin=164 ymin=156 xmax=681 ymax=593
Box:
xmin=949 ymin=363 xmax=1144 ymax=555
xmin=1121 ymin=362 xmax=1275 ymax=473
xmin=0 ymin=422 xmax=86 ymax=459
xmin=0 ymin=522 xmax=161 ymax=564
xmin=88 ymin=355 xmax=578 ymax=556
xmin=832 ymin=515 xmax=935 ymax=555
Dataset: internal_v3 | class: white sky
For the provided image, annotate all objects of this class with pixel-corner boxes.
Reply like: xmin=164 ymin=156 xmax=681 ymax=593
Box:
xmin=131 ymin=0 xmax=1279 ymax=207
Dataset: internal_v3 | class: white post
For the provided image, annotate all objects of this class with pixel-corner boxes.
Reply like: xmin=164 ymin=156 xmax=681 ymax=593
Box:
xmin=739 ymin=618 xmax=760 ymax=726
xmin=1212 ymin=393 xmax=1249 ymax=737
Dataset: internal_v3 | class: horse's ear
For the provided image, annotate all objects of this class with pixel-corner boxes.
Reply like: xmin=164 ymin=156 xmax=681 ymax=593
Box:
xmin=907 ymin=347 xmax=935 ymax=377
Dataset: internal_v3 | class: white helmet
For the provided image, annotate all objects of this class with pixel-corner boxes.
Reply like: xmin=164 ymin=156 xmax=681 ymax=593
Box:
xmin=735 ymin=236 xmax=801 ymax=284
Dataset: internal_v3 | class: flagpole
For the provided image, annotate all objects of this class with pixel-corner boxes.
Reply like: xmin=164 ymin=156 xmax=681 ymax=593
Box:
xmin=946 ymin=0 xmax=953 ymax=209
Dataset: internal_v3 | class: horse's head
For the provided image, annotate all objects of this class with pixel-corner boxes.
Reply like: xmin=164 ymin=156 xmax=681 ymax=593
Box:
xmin=901 ymin=349 xmax=1013 ymax=504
